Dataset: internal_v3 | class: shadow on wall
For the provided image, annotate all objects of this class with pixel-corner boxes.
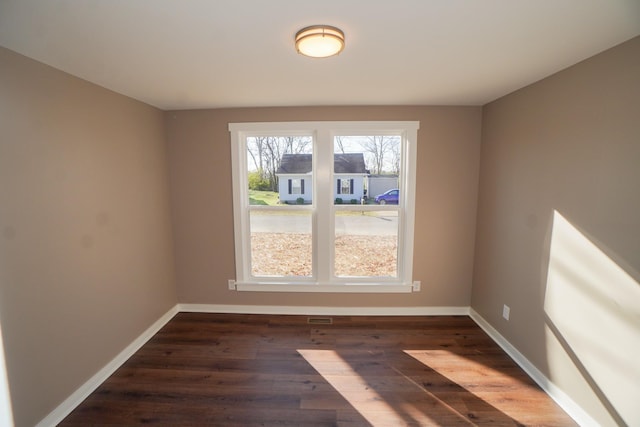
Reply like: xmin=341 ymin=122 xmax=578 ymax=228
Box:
xmin=543 ymin=210 xmax=640 ymax=426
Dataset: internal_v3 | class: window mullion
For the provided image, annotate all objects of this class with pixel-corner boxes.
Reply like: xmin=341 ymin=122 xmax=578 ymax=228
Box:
xmin=399 ymin=129 xmax=417 ymax=283
xmin=314 ymin=127 xmax=332 ymax=284
xmin=230 ymin=131 xmax=252 ymax=282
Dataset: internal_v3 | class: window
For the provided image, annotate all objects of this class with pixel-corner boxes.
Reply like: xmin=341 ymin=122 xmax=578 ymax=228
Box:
xmin=229 ymin=121 xmax=419 ymax=293
xmin=338 ymin=179 xmax=352 ymax=195
xmin=289 ymin=178 xmax=304 ymax=195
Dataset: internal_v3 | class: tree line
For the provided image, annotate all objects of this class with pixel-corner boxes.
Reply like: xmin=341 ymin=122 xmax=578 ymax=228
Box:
xmin=247 ymin=135 xmax=400 ymax=191
xmin=247 ymin=136 xmax=312 ymax=191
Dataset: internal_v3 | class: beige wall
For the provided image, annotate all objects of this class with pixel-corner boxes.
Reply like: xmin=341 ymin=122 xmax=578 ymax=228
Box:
xmin=165 ymin=106 xmax=481 ymax=308
xmin=6 ymin=31 xmax=636 ymax=427
xmin=472 ymin=36 xmax=640 ymax=426
xmin=0 ymin=47 xmax=177 ymax=426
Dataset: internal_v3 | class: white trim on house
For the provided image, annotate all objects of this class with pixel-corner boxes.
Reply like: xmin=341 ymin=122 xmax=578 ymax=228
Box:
xmin=35 ymin=305 xmax=179 ymax=427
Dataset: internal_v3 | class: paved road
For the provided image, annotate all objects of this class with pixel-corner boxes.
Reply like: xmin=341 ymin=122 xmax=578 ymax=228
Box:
xmin=250 ymin=213 xmax=398 ymax=235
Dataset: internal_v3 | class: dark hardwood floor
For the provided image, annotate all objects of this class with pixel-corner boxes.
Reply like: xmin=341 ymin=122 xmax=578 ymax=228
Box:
xmin=60 ymin=313 xmax=576 ymax=426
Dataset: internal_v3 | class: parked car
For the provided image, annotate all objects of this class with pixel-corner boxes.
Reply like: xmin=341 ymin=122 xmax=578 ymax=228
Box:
xmin=374 ymin=189 xmax=399 ymax=204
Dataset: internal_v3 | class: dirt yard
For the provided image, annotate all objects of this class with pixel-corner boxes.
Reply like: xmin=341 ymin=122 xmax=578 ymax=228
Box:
xmin=251 ymin=233 xmax=397 ymax=277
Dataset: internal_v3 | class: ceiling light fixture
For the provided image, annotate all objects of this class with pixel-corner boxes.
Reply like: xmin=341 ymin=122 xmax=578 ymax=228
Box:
xmin=295 ymin=25 xmax=345 ymax=58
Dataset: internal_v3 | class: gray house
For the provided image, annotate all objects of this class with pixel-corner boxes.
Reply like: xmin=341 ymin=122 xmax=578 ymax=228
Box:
xmin=368 ymin=174 xmax=399 ymax=199
xmin=276 ymin=153 xmax=368 ymax=203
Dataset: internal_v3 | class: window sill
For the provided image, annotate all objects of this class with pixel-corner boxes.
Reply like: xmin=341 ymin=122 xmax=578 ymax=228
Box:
xmin=230 ymin=281 xmax=418 ymax=293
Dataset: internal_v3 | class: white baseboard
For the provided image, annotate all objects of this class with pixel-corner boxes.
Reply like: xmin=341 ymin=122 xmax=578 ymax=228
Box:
xmin=36 ymin=303 xmax=467 ymax=426
xmin=35 ymin=304 xmax=179 ymax=427
xmin=178 ymin=303 xmax=471 ymax=316
xmin=38 ymin=305 xmax=594 ymax=427
xmin=469 ymin=308 xmax=598 ymax=427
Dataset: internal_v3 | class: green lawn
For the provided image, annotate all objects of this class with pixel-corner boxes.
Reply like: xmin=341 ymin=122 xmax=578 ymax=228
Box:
xmin=249 ymin=190 xmax=280 ymax=206
xmin=248 ymin=190 xmax=385 ymax=217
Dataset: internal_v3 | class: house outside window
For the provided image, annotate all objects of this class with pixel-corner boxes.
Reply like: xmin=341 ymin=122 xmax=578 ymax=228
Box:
xmin=229 ymin=121 xmax=419 ymax=293
xmin=277 ymin=153 xmax=367 ymax=204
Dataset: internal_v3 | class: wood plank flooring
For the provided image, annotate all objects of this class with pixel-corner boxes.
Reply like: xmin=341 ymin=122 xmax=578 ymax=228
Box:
xmin=60 ymin=313 xmax=577 ymax=426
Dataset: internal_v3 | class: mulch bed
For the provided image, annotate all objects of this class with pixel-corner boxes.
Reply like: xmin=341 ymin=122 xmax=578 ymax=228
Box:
xmin=251 ymin=233 xmax=397 ymax=277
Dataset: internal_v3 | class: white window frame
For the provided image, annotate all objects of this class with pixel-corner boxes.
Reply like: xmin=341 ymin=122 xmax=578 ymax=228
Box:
xmin=229 ymin=121 xmax=419 ymax=293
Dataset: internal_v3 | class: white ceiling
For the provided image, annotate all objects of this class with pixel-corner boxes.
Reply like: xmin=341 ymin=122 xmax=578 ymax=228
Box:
xmin=1 ymin=1 xmax=639 ymax=110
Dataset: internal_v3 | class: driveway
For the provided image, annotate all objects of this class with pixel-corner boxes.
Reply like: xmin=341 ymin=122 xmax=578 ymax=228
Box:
xmin=250 ymin=213 xmax=398 ymax=236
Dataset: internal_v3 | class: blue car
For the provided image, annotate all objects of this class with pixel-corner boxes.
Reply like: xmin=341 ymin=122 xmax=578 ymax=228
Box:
xmin=375 ymin=189 xmax=399 ymax=205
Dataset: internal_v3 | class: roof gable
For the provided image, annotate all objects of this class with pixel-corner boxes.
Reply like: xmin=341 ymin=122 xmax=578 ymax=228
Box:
xmin=276 ymin=153 xmax=312 ymax=174
xmin=334 ymin=153 xmax=367 ymax=174
xmin=277 ymin=153 xmax=367 ymax=174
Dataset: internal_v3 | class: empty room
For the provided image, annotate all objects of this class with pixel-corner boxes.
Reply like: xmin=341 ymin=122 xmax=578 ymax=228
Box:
xmin=1 ymin=1 xmax=639 ymax=426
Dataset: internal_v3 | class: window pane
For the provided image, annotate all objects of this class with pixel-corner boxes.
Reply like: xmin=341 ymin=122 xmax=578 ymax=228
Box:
xmin=334 ymin=210 xmax=398 ymax=278
xmin=247 ymin=136 xmax=313 ymax=206
xmin=250 ymin=211 xmax=312 ymax=277
xmin=333 ymin=135 xmax=400 ymax=205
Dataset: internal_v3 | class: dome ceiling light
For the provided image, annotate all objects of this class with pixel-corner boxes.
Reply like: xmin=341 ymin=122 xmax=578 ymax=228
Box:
xmin=295 ymin=25 xmax=345 ymax=58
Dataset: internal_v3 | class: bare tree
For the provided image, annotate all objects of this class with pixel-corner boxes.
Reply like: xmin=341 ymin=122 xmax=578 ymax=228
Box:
xmin=247 ymin=136 xmax=312 ymax=191
xmin=334 ymin=136 xmax=347 ymax=154
xmin=283 ymin=136 xmax=312 ymax=154
xmin=264 ymin=137 xmax=281 ymax=191
xmin=389 ymin=141 xmax=401 ymax=174
xmin=247 ymin=136 xmax=268 ymax=174
xmin=362 ymin=136 xmax=396 ymax=174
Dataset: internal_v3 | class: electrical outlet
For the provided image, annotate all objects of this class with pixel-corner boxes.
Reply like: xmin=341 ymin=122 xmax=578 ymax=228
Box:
xmin=412 ymin=281 xmax=421 ymax=291
xmin=502 ymin=304 xmax=510 ymax=321
xmin=228 ymin=280 xmax=236 ymax=290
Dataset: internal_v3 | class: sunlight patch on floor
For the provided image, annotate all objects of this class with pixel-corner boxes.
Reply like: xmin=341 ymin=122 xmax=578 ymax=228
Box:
xmin=404 ymin=349 xmax=545 ymax=425
xmin=298 ymin=349 xmax=438 ymax=426
xmin=404 ymin=349 xmax=532 ymax=388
